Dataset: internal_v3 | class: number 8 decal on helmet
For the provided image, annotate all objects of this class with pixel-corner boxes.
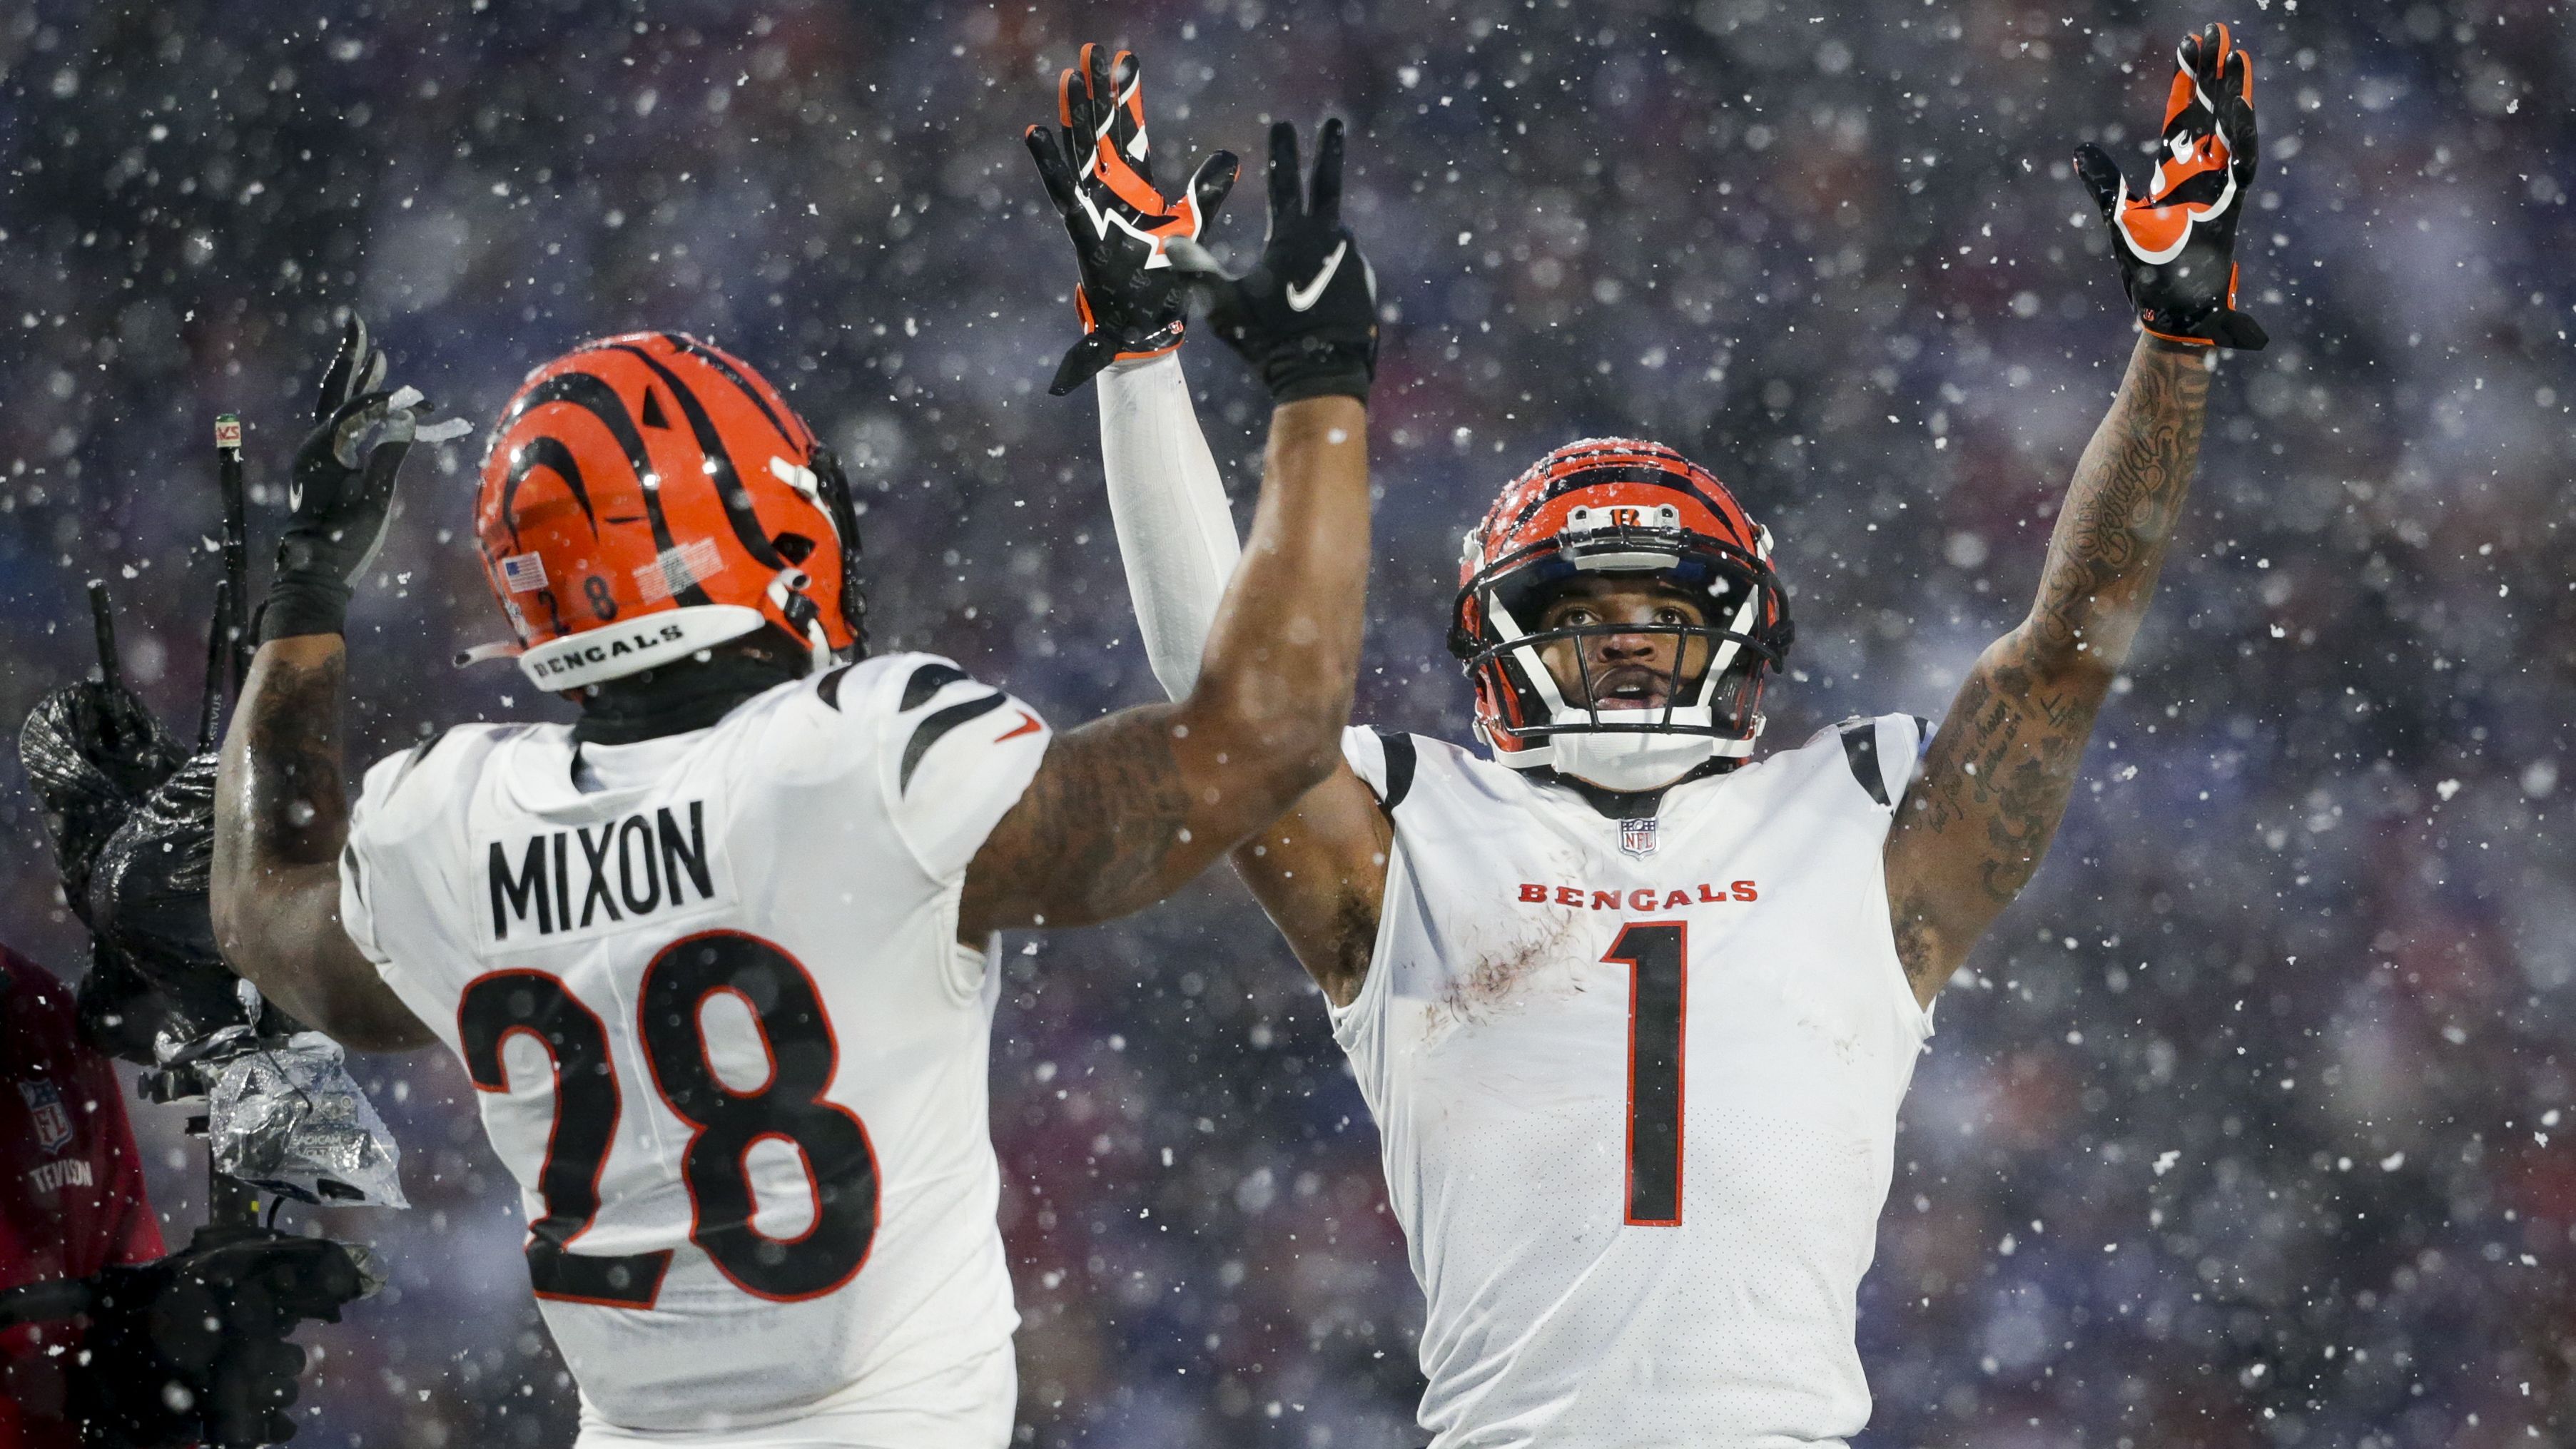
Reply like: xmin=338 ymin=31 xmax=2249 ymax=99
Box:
xmin=465 ymin=332 xmax=869 ymax=691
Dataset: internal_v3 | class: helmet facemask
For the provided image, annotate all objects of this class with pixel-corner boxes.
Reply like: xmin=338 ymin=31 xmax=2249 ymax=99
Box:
xmin=804 ymin=442 xmax=871 ymax=659
xmin=1455 ymin=502 xmax=1792 ymax=792
xmin=752 ymin=443 xmax=871 ymax=673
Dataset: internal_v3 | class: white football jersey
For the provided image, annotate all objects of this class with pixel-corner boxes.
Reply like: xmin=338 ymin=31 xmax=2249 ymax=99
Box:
xmin=340 ymin=654 xmax=1051 ymax=1439
xmin=1331 ymin=715 xmax=1933 ymax=1448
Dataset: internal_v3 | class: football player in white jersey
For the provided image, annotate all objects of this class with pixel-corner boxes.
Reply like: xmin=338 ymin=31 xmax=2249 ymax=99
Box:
xmin=206 ymin=68 xmax=1383 ymax=1445
xmin=1062 ymin=25 xmax=2264 ymax=1448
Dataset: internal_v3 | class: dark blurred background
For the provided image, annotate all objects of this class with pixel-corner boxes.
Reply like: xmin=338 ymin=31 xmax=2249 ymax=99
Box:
xmin=4 ymin=0 xmax=2571 ymax=1444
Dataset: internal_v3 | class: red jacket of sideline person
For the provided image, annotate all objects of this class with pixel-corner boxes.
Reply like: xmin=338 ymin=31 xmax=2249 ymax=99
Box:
xmin=0 ymin=947 xmax=166 ymax=1449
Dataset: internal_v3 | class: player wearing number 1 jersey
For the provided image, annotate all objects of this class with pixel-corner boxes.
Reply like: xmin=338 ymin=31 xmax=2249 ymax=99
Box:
xmin=1062 ymin=25 xmax=2266 ymax=1448
xmin=210 ymin=104 xmax=1379 ymax=1445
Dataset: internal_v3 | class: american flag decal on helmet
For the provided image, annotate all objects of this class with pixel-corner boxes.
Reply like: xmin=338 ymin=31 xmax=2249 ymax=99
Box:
xmin=500 ymin=551 xmax=549 ymax=594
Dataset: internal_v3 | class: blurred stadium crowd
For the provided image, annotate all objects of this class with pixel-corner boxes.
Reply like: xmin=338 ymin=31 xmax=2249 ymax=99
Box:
xmin=4 ymin=0 xmax=2571 ymax=1444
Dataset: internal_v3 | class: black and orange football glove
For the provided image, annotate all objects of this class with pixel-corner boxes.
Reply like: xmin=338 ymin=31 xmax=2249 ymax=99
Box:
xmin=1025 ymin=44 xmax=1237 ymax=396
xmin=2074 ymin=23 xmax=2267 ymax=350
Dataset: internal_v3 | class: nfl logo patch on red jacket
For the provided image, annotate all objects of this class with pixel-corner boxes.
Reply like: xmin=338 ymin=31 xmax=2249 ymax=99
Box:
xmin=16 ymin=1081 xmax=73 ymax=1155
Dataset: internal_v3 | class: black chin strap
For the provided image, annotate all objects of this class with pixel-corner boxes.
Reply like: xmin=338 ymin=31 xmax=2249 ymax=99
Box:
xmin=572 ymin=651 xmax=805 ymax=746
xmin=1540 ymin=756 xmax=1739 ymax=820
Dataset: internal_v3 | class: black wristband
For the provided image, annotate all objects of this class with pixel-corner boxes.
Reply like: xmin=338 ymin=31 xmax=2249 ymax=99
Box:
xmin=1262 ymin=341 xmax=1374 ymax=405
xmin=257 ymin=572 xmax=353 ymax=642
xmin=1269 ymin=370 xmax=1371 ymax=404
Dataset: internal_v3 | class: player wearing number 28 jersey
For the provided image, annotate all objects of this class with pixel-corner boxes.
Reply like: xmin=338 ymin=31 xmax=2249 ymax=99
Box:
xmin=213 ymin=133 xmax=1381 ymax=1445
xmin=334 ymin=650 xmax=1050 ymax=1434
xmin=1069 ymin=24 xmax=2265 ymax=1447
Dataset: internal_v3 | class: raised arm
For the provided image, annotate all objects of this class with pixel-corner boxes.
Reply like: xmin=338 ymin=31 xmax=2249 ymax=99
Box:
xmin=213 ymin=636 xmax=428 ymax=1049
xmin=1883 ymin=23 xmax=2263 ymax=1006
xmin=1097 ymin=354 xmax=1242 ymax=699
xmin=1093 ymin=342 xmax=1391 ymax=1005
xmin=962 ymin=101 xmax=1379 ymax=937
xmin=1013 ymin=56 xmax=1393 ymax=997
xmin=1886 ymin=337 xmax=2208 ymax=1002
xmin=958 ymin=390 xmax=1367 ymax=934
xmin=211 ymin=320 xmax=435 ymax=1051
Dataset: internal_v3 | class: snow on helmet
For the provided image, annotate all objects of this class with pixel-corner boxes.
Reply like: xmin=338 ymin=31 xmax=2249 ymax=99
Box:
xmin=467 ymin=332 xmax=866 ymax=692
xmin=1448 ymin=437 xmax=1793 ymax=791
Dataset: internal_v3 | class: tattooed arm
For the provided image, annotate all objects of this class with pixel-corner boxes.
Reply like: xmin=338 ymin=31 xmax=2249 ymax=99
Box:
xmin=211 ymin=636 xmax=435 ymax=1050
xmin=1885 ymin=335 xmax=2213 ymax=1005
xmin=958 ymin=395 xmax=1369 ymax=937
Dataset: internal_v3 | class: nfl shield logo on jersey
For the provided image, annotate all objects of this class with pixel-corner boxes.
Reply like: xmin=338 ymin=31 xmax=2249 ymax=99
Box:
xmin=19 ymin=1079 xmax=73 ymax=1154
xmin=1618 ymin=817 xmax=1659 ymax=858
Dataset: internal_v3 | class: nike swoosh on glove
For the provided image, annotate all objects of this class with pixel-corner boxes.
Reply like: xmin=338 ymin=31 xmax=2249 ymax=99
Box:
xmin=1026 ymin=44 xmax=1237 ymax=396
xmin=2073 ymin=22 xmax=2266 ymax=350
xmin=1168 ymin=118 xmax=1379 ymax=404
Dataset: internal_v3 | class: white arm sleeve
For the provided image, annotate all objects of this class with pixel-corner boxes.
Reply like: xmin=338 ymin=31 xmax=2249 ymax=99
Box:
xmin=1098 ymin=352 xmax=1242 ymax=701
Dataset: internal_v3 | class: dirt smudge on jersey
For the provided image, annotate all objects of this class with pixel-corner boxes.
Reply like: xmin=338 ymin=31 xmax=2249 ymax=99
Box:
xmin=1775 ymin=963 xmax=1866 ymax=1066
xmin=1422 ymin=914 xmax=1581 ymax=1047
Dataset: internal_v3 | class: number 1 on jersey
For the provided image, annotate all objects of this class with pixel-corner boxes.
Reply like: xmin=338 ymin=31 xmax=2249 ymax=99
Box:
xmin=1604 ymin=922 xmax=1686 ymax=1226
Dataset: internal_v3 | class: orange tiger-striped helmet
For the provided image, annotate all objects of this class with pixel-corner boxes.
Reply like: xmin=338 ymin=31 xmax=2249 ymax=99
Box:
xmin=470 ymin=332 xmax=865 ymax=691
xmin=1449 ymin=438 xmax=1792 ymax=790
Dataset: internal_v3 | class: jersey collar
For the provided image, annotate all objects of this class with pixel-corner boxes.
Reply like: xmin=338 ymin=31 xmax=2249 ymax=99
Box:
xmin=1535 ymin=756 xmax=1742 ymax=820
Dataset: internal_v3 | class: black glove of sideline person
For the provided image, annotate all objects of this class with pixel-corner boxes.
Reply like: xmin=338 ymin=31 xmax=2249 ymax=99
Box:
xmin=1167 ymin=118 xmax=1379 ymax=404
xmin=73 ymin=1226 xmax=370 ymax=1448
xmin=258 ymin=317 xmax=464 ymax=641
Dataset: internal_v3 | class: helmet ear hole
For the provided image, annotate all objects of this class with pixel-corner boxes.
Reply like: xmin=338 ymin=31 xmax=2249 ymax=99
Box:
xmin=771 ymin=532 xmax=817 ymax=565
xmin=777 ymin=587 xmax=820 ymax=634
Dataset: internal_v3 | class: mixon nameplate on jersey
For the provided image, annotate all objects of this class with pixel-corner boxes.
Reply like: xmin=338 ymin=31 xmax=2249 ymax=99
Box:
xmin=480 ymin=799 xmax=738 ymax=950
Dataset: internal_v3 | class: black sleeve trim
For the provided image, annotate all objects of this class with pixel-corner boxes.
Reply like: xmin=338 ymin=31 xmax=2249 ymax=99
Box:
xmin=395 ymin=737 xmax=439 ymax=778
xmin=1837 ymin=718 xmax=1890 ymax=807
xmin=899 ymin=661 xmax=972 ymax=712
xmin=900 ymin=692 xmax=1005 ymax=793
xmin=1369 ymin=727 xmax=1416 ymax=815
xmin=380 ymin=731 xmax=454 ymax=800
xmin=816 ymin=663 xmax=858 ymax=711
